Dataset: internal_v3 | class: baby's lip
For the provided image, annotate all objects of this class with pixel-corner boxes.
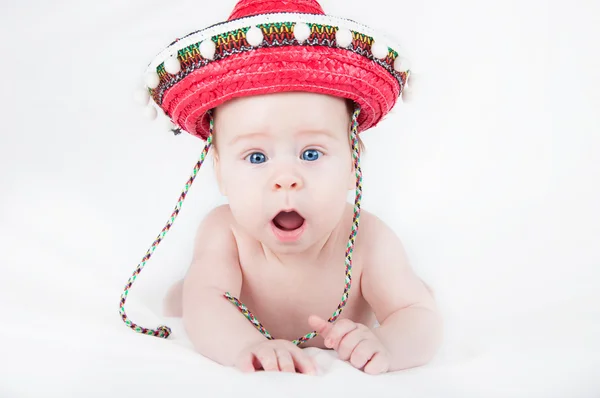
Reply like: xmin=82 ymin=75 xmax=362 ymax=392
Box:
xmin=271 ymin=208 xmax=305 ymax=220
xmin=270 ymin=219 xmax=306 ymax=242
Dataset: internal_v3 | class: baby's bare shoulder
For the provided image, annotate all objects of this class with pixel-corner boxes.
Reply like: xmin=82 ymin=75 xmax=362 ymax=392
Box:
xmin=353 ymin=206 xmax=388 ymax=249
xmin=203 ymin=203 xmax=235 ymax=224
xmin=355 ymin=208 xmax=410 ymax=273
xmin=191 ymin=204 xmax=239 ymax=263
xmin=184 ymin=204 xmax=243 ymax=294
xmin=195 ymin=204 xmax=235 ymax=235
xmin=355 ymin=207 xmax=438 ymax=317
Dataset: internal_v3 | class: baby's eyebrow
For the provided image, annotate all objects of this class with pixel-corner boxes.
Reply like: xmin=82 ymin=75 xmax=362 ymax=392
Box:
xmin=296 ymin=129 xmax=337 ymax=140
xmin=229 ymin=132 xmax=270 ymax=146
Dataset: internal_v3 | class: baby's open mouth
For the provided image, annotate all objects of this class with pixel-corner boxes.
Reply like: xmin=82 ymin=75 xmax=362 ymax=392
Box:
xmin=272 ymin=210 xmax=305 ymax=231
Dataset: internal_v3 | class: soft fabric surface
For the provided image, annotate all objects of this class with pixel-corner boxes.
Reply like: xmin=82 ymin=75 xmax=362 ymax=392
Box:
xmin=1 ymin=245 xmax=598 ymax=397
xmin=2 ymin=0 xmax=599 ymax=397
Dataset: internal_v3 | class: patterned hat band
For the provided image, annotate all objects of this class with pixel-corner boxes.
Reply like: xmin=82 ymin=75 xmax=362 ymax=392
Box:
xmin=134 ymin=12 xmax=415 ymax=138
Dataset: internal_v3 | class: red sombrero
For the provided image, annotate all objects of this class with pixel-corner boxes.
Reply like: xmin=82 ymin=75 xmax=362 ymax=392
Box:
xmin=121 ymin=0 xmax=415 ymax=343
xmin=135 ymin=0 xmax=414 ymax=139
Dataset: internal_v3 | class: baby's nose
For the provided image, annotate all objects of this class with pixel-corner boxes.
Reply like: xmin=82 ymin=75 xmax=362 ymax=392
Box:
xmin=273 ymin=174 xmax=303 ymax=191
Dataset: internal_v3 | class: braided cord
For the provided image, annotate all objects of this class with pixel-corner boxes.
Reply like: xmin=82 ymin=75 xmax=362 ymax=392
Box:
xmin=119 ymin=115 xmax=214 ymax=338
xmin=225 ymin=106 xmax=363 ymax=346
xmin=121 ymin=106 xmax=363 ymax=347
xmin=224 ymin=292 xmax=274 ymax=340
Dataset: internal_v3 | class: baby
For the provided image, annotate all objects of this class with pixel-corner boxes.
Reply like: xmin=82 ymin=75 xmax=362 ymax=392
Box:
xmin=163 ymin=91 xmax=442 ymax=375
xmin=122 ymin=0 xmax=442 ymax=377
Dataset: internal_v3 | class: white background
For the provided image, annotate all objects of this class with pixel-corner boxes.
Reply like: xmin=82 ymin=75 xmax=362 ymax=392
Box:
xmin=1 ymin=0 xmax=599 ymax=397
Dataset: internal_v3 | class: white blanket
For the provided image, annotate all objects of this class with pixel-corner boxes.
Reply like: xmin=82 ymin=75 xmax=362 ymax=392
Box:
xmin=1 ymin=220 xmax=598 ymax=397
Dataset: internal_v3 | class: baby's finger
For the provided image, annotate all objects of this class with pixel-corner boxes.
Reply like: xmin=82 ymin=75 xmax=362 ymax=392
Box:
xmin=290 ymin=350 xmax=317 ymax=375
xmin=349 ymin=340 xmax=378 ymax=370
xmin=255 ymin=347 xmax=279 ymax=371
xmin=308 ymin=315 xmax=333 ymax=338
xmin=326 ymin=319 xmax=358 ymax=351
xmin=336 ymin=328 xmax=367 ymax=361
xmin=275 ymin=349 xmax=296 ymax=373
xmin=363 ymin=352 xmax=390 ymax=375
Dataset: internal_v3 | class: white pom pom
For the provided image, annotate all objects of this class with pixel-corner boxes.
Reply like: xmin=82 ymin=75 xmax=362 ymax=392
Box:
xmin=294 ymin=23 xmax=311 ymax=43
xmin=143 ymin=105 xmax=158 ymax=120
xmin=200 ymin=39 xmax=216 ymax=60
xmin=394 ymin=56 xmax=411 ymax=72
xmin=133 ymin=88 xmax=150 ymax=105
xmin=336 ymin=28 xmax=353 ymax=48
xmin=371 ymin=41 xmax=389 ymax=59
xmin=246 ymin=26 xmax=264 ymax=47
xmin=145 ymin=71 xmax=160 ymax=89
xmin=164 ymin=54 xmax=181 ymax=75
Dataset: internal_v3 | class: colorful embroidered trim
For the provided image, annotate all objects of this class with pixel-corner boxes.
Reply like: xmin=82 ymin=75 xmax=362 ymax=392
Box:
xmin=149 ymin=22 xmax=406 ymax=107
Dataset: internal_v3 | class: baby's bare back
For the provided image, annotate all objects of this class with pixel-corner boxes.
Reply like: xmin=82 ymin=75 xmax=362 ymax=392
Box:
xmin=164 ymin=204 xmax=376 ymax=349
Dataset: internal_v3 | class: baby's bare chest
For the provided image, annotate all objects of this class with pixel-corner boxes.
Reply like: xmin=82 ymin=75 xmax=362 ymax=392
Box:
xmin=237 ymin=253 xmax=375 ymax=348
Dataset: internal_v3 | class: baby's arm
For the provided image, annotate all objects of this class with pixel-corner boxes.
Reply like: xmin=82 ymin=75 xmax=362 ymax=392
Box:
xmin=182 ymin=206 xmax=265 ymax=366
xmin=361 ymin=214 xmax=443 ymax=371
xmin=182 ymin=205 xmax=315 ymax=374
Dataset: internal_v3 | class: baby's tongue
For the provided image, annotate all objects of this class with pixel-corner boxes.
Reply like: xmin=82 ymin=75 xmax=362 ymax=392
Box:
xmin=274 ymin=211 xmax=304 ymax=231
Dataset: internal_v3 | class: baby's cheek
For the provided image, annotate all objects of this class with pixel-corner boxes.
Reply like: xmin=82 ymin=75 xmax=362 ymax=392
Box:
xmin=225 ymin=175 xmax=261 ymax=211
xmin=313 ymin=166 xmax=352 ymax=196
xmin=230 ymin=181 xmax=259 ymax=203
xmin=310 ymin=176 xmax=349 ymax=214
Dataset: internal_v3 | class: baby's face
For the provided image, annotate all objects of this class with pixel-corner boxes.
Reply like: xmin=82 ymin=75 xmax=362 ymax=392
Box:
xmin=213 ymin=92 xmax=355 ymax=254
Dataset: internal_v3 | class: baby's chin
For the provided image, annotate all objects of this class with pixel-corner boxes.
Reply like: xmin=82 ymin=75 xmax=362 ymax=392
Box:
xmin=263 ymin=220 xmax=343 ymax=257
xmin=261 ymin=222 xmax=312 ymax=253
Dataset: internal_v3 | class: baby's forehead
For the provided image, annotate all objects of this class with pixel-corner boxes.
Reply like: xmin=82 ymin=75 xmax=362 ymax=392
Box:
xmin=215 ymin=97 xmax=350 ymax=142
xmin=216 ymin=93 xmax=349 ymax=121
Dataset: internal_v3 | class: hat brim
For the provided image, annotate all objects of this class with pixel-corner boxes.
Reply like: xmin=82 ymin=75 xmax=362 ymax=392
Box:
xmin=165 ymin=46 xmax=400 ymax=139
xmin=145 ymin=14 xmax=410 ymax=139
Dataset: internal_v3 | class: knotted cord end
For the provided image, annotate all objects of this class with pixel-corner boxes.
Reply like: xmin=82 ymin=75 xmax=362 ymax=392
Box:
xmin=156 ymin=325 xmax=172 ymax=338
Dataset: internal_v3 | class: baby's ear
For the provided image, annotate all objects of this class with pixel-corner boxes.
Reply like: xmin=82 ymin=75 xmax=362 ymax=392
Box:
xmin=348 ymin=158 xmax=356 ymax=190
xmin=213 ymin=153 xmax=227 ymax=196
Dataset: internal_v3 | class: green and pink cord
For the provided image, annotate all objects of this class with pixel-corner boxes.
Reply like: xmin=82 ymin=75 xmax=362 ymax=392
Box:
xmin=119 ymin=106 xmax=363 ymax=345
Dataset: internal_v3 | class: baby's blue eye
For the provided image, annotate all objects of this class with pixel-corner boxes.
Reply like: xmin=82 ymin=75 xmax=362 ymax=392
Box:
xmin=302 ymin=149 xmax=322 ymax=161
xmin=246 ymin=152 xmax=267 ymax=164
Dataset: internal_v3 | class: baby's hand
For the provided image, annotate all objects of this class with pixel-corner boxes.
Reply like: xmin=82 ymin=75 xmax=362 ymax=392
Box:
xmin=235 ymin=339 xmax=317 ymax=375
xmin=308 ymin=315 xmax=390 ymax=375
